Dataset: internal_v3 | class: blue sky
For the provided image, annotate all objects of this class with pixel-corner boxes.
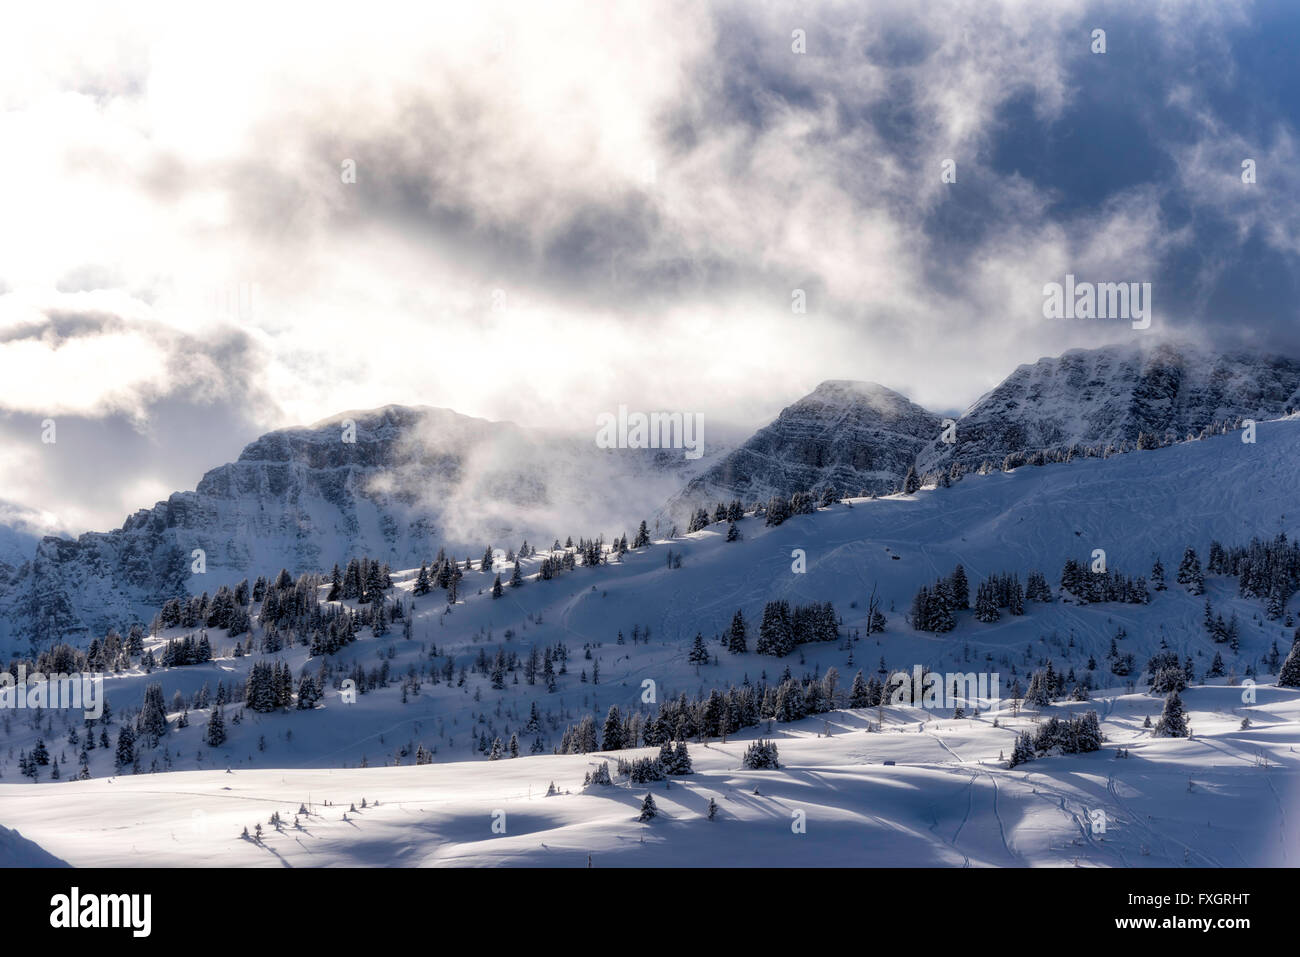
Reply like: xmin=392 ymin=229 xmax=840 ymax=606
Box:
xmin=0 ymin=0 xmax=1296 ymax=537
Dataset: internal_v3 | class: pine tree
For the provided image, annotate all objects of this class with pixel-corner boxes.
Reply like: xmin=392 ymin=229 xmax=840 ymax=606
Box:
xmin=638 ymin=793 xmax=658 ymax=822
xmin=115 ymin=726 xmax=136 ymax=769
xmin=1279 ymin=633 xmax=1300 ymax=688
xmin=1153 ymin=690 xmax=1189 ymax=737
xmin=741 ymin=739 xmax=780 ymax=769
xmin=764 ymin=495 xmax=791 ymax=527
xmin=205 ymin=706 xmax=226 ymax=747
xmin=1009 ymin=731 xmax=1035 ymax=767
xmin=138 ymin=683 xmax=168 ymax=745
xmin=601 ymin=706 xmax=625 ymax=750
xmin=949 ymin=564 xmax=970 ymax=610
xmin=413 ymin=562 xmax=431 ymax=596
xmin=974 ymin=581 xmax=1000 ymax=623
xmin=726 ymin=610 xmax=748 ymax=654
xmin=848 ymin=670 xmax=870 ymax=707
xmin=491 ymin=574 xmax=503 ymax=598
xmin=1177 ymin=547 xmax=1205 ymax=595
xmin=688 ymin=633 xmax=710 ymax=665
xmin=757 ymin=600 xmax=794 ymax=657
xmin=673 ymin=740 xmax=693 ymax=773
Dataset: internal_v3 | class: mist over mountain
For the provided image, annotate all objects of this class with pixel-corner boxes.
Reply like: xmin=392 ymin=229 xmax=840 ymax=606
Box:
xmin=3 ymin=340 xmax=1299 ymax=649
xmin=0 ymin=405 xmax=727 ymax=647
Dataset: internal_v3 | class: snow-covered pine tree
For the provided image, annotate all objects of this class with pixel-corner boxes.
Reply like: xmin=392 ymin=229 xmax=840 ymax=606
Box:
xmin=902 ymin=466 xmax=920 ymax=495
xmin=688 ymin=633 xmax=710 ymax=665
xmin=764 ymin=495 xmax=791 ymax=527
xmin=1153 ymin=690 xmax=1189 ymax=737
xmin=741 ymin=739 xmax=780 ymax=769
xmin=638 ymin=793 xmax=658 ymax=821
xmin=848 ymin=670 xmax=870 ymax=707
xmin=137 ymin=683 xmax=168 ymax=745
xmin=949 ymin=564 xmax=970 ymax=610
xmin=601 ymin=706 xmax=625 ymax=750
xmin=115 ymin=726 xmax=135 ymax=770
xmin=1279 ymin=633 xmax=1300 ymax=688
xmin=672 ymin=740 xmax=693 ymax=774
xmin=1009 ymin=731 xmax=1034 ymax=767
xmin=726 ymin=610 xmax=748 ymax=654
xmin=1177 ymin=547 xmax=1205 ymax=595
xmin=1151 ymin=556 xmax=1167 ymax=591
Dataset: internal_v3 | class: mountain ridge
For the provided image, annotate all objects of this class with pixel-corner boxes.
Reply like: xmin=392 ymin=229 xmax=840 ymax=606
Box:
xmin=4 ymin=339 xmax=1299 ymax=648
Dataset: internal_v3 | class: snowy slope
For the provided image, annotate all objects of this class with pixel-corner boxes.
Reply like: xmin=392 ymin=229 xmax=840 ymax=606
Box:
xmin=0 ymin=824 xmax=69 ymax=867
xmin=2 ymin=685 xmax=1296 ymax=867
xmin=0 ymin=406 xmax=728 ymax=649
xmin=0 ymin=418 xmax=1297 ymax=782
xmin=2 ymin=419 xmax=1298 ymax=867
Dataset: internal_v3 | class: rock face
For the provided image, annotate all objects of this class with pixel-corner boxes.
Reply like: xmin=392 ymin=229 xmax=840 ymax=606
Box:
xmin=669 ymin=341 xmax=1300 ymax=514
xmin=0 ymin=405 xmax=724 ymax=648
xmin=913 ymin=342 xmax=1300 ymax=475
xmin=667 ymin=380 xmax=943 ymax=513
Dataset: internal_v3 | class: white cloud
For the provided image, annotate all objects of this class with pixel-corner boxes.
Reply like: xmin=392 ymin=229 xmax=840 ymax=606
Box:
xmin=0 ymin=0 xmax=1276 ymax=531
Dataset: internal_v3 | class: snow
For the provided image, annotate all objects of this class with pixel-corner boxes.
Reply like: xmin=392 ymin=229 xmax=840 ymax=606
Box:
xmin=0 ymin=823 xmax=69 ymax=867
xmin=2 ymin=418 xmax=1298 ymax=866
xmin=2 ymin=687 xmax=1296 ymax=866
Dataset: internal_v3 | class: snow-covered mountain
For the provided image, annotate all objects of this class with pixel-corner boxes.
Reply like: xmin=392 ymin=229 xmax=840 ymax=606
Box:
xmin=670 ymin=342 xmax=1300 ymax=516
xmin=0 ymin=405 xmax=725 ymax=648
xmin=667 ymin=380 xmax=942 ymax=515
xmin=5 ymin=341 xmax=1299 ymax=650
xmin=915 ymin=341 xmax=1300 ymax=476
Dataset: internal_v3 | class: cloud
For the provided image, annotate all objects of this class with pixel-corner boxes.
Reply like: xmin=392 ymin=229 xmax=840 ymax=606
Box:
xmin=0 ymin=0 xmax=1291 ymax=532
xmin=0 ymin=302 xmax=277 ymax=532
